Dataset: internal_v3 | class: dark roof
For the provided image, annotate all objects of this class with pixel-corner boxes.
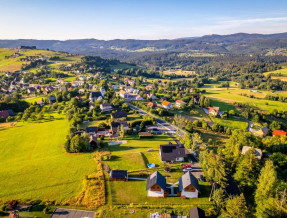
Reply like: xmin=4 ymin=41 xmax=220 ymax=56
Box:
xmin=111 ymin=121 xmax=128 ymax=128
xmin=7 ymin=109 xmax=14 ymax=115
xmin=111 ymin=111 xmax=127 ymax=119
xmin=160 ymin=142 xmax=186 ymax=162
xmin=89 ymin=135 xmax=97 ymax=143
xmin=146 ymin=171 xmax=166 ymax=191
xmin=90 ymin=92 xmax=102 ymax=98
xmin=225 ymin=175 xmax=242 ymax=196
xmin=189 ymin=207 xmax=206 ymax=218
xmin=101 ymin=103 xmax=112 ymax=107
xmin=178 ymin=171 xmax=200 ymax=192
xmin=86 ymin=126 xmax=97 ymax=133
xmin=48 ymin=96 xmax=56 ymax=101
xmin=110 ymin=170 xmax=128 ymax=179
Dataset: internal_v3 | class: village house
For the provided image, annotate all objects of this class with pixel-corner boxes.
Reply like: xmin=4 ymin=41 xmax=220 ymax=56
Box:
xmin=119 ymin=90 xmax=130 ymax=99
xmin=241 ymin=146 xmax=263 ymax=159
xmin=136 ymin=95 xmax=143 ymax=101
xmin=86 ymin=126 xmax=97 ymax=134
xmin=112 ymin=85 xmax=118 ymax=90
xmin=162 ymin=100 xmax=172 ymax=110
xmin=159 ymin=142 xmax=186 ymax=163
xmin=208 ymin=107 xmax=220 ymax=116
xmin=36 ymin=100 xmax=44 ymax=107
xmin=89 ymin=135 xmax=97 ymax=147
xmin=178 ymin=171 xmax=200 ymax=198
xmin=110 ymin=121 xmax=129 ymax=135
xmin=147 ymin=102 xmax=157 ymax=108
xmin=89 ymin=92 xmax=103 ymax=102
xmin=146 ymin=171 xmax=168 ymax=198
xmin=253 ymin=126 xmax=269 ymax=138
xmin=109 ymin=170 xmax=128 ymax=181
xmin=145 ymin=85 xmax=153 ymax=90
xmin=193 ymin=97 xmax=200 ymax=104
xmin=147 ymin=93 xmax=156 ymax=100
xmin=48 ymin=96 xmax=56 ymax=103
xmin=100 ymin=103 xmax=113 ymax=112
xmin=273 ymin=129 xmax=287 ymax=137
xmin=175 ymin=100 xmax=185 ymax=108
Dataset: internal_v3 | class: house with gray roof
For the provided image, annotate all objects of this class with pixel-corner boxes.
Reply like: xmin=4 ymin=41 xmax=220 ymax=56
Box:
xmin=146 ymin=171 xmax=168 ymax=197
xmin=178 ymin=171 xmax=200 ymax=198
xmin=159 ymin=142 xmax=186 ymax=163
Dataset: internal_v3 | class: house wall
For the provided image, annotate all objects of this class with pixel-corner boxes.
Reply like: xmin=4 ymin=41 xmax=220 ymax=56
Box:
xmin=148 ymin=188 xmax=164 ymax=197
xmin=180 ymin=189 xmax=198 ymax=198
xmin=175 ymin=157 xmax=184 ymax=162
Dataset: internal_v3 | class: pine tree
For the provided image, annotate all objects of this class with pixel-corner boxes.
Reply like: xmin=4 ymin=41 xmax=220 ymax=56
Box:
xmin=234 ymin=148 xmax=260 ymax=188
xmin=220 ymin=194 xmax=248 ymax=218
xmin=255 ymin=160 xmax=277 ymax=217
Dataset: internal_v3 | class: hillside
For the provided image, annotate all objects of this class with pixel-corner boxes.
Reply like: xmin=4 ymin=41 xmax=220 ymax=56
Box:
xmin=0 ymin=32 xmax=287 ymax=61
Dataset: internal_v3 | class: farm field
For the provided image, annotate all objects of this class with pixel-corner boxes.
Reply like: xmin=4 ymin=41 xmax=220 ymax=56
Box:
xmin=23 ymin=96 xmax=46 ymax=104
xmin=264 ymin=66 xmax=287 ymax=81
xmin=0 ymin=117 xmax=96 ymax=202
xmin=210 ymin=116 xmax=248 ymax=130
xmin=202 ymin=88 xmax=287 ymax=111
xmin=163 ymin=70 xmax=195 ymax=76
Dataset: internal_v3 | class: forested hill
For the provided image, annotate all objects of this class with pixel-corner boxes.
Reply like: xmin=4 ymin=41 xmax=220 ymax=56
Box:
xmin=1 ymin=32 xmax=287 ymax=60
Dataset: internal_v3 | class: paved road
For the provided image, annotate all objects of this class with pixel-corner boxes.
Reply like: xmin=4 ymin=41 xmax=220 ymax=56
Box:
xmin=129 ymin=104 xmax=185 ymax=137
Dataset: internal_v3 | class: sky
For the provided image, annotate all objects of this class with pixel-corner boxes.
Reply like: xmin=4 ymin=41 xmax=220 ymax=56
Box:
xmin=0 ymin=0 xmax=287 ymax=40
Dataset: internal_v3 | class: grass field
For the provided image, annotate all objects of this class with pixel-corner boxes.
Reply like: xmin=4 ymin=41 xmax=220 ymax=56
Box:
xmin=103 ymin=135 xmax=171 ymax=171
xmin=210 ymin=116 xmax=248 ymax=130
xmin=202 ymin=88 xmax=287 ymax=111
xmin=264 ymin=66 xmax=287 ymax=81
xmin=24 ymin=96 xmax=46 ymax=104
xmin=163 ymin=70 xmax=195 ymax=76
xmin=0 ymin=117 xmax=96 ymax=202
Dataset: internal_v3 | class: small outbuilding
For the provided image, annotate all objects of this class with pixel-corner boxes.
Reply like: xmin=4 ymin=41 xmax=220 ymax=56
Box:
xmin=109 ymin=170 xmax=128 ymax=181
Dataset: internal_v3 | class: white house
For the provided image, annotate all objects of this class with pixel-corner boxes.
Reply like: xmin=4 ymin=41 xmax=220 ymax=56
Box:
xmin=178 ymin=171 xmax=200 ymax=198
xmin=175 ymin=100 xmax=185 ymax=108
xmin=146 ymin=171 xmax=168 ymax=198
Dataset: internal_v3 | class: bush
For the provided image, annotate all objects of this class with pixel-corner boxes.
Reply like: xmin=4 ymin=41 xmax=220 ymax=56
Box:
xmin=43 ymin=206 xmax=52 ymax=214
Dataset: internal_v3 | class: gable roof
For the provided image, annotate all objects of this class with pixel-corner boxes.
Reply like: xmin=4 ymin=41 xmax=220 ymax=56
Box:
xmin=101 ymin=103 xmax=112 ymax=108
xmin=208 ymin=107 xmax=219 ymax=113
xmin=273 ymin=129 xmax=287 ymax=137
xmin=160 ymin=142 xmax=186 ymax=162
xmin=178 ymin=171 xmax=200 ymax=192
xmin=162 ymin=100 xmax=171 ymax=106
xmin=189 ymin=207 xmax=206 ymax=218
xmin=146 ymin=171 xmax=166 ymax=191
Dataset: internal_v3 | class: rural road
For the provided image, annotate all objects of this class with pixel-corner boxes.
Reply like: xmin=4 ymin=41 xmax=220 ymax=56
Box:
xmin=129 ymin=104 xmax=185 ymax=138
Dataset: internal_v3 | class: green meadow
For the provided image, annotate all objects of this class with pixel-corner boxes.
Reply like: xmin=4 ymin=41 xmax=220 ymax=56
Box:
xmin=0 ymin=117 xmax=96 ymax=202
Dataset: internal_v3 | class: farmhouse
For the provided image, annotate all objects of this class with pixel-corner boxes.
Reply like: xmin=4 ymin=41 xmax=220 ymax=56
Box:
xmin=273 ymin=129 xmax=287 ymax=137
xmin=162 ymin=100 xmax=172 ymax=109
xmin=109 ymin=170 xmax=128 ymax=181
xmin=119 ymin=90 xmax=130 ymax=99
xmin=159 ymin=142 xmax=186 ymax=163
xmin=146 ymin=171 xmax=168 ymax=198
xmin=241 ymin=146 xmax=262 ymax=159
xmin=100 ymin=103 xmax=113 ymax=112
xmin=178 ymin=171 xmax=200 ymax=198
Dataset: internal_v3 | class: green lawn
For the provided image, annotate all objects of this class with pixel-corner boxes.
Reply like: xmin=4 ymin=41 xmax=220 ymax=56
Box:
xmin=24 ymin=96 xmax=46 ymax=104
xmin=109 ymin=180 xmax=211 ymax=205
xmin=210 ymin=116 xmax=249 ymax=130
xmin=0 ymin=117 xmax=96 ymax=202
xmin=210 ymin=98 xmax=237 ymax=112
xmin=103 ymin=135 xmax=171 ymax=171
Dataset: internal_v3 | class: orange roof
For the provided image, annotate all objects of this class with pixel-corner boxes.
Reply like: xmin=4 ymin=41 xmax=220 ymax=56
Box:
xmin=273 ymin=129 xmax=287 ymax=137
xmin=176 ymin=100 xmax=182 ymax=104
xmin=120 ymin=90 xmax=126 ymax=94
xmin=162 ymin=100 xmax=171 ymax=106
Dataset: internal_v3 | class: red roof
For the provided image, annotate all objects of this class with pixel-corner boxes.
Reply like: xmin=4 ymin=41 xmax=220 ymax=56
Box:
xmin=0 ymin=110 xmax=9 ymax=119
xmin=273 ymin=129 xmax=287 ymax=137
xmin=147 ymin=102 xmax=156 ymax=107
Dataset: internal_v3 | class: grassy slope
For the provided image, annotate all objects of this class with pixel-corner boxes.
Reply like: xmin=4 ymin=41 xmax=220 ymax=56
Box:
xmin=0 ymin=118 xmax=96 ymax=202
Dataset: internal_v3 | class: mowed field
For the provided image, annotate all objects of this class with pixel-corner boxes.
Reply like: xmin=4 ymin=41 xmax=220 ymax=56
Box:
xmin=202 ymin=88 xmax=287 ymax=112
xmin=0 ymin=118 xmax=96 ymax=202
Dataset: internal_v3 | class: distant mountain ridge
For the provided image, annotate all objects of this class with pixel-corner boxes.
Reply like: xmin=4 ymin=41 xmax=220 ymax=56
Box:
xmin=0 ymin=32 xmax=287 ymax=60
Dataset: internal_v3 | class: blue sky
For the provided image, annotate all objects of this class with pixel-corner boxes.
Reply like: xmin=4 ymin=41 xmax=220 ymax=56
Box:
xmin=1 ymin=0 xmax=287 ymax=40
